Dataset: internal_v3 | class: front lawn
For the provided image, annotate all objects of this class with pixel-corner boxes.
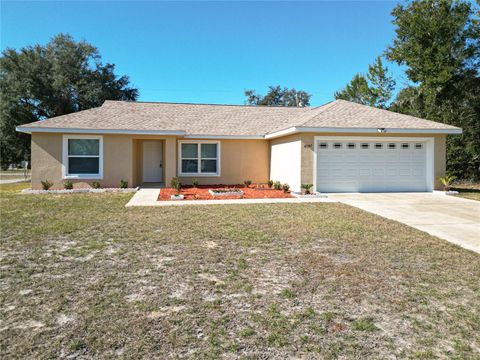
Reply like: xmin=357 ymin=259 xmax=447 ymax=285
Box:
xmin=1 ymin=183 xmax=479 ymax=358
xmin=452 ymin=182 xmax=480 ymax=201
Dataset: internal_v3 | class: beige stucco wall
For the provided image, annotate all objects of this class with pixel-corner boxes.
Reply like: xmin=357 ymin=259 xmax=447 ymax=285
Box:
xmin=30 ymin=131 xmax=447 ymax=190
xmin=31 ymin=133 xmax=136 ymax=189
xmin=177 ymin=139 xmax=270 ymax=185
xmin=30 ymin=134 xmax=269 ymax=189
xmin=286 ymin=132 xmax=447 ymax=190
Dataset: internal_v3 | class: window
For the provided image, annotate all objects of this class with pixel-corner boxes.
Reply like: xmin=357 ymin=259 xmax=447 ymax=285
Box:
xmin=401 ymin=143 xmax=410 ymax=149
xmin=415 ymin=143 xmax=423 ymax=149
xmin=179 ymin=141 xmax=220 ymax=176
xmin=375 ymin=143 xmax=383 ymax=149
xmin=62 ymin=135 xmax=103 ymax=179
xmin=347 ymin=143 xmax=356 ymax=149
xmin=361 ymin=143 xmax=370 ymax=149
xmin=333 ymin=143 xmax=342 ymax=149
xmin=319 ymin=143 xmax=328 ymax=149
xmin=388 ymin=143 xmax=396 ymax=149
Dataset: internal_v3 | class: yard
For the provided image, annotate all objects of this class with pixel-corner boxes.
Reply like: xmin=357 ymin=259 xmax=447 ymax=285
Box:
xmin=1 ymin=182 xmax=479 ymax=359
xmin=452 ymin=182 xmax=480 ymax=201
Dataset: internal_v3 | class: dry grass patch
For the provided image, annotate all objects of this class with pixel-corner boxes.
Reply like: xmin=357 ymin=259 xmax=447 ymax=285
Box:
xmin=1 ymin=183 xmax=479 ymax=358
xmin=452 ymin=182 xmax=480 ymax=201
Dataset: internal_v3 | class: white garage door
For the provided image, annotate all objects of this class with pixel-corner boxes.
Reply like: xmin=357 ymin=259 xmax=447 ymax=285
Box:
xmin=316 ymin=139 xmax=428 ymax=192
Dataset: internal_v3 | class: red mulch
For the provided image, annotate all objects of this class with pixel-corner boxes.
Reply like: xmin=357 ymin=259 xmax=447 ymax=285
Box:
xmin=158 ymin=184 xmax=293 ymax=201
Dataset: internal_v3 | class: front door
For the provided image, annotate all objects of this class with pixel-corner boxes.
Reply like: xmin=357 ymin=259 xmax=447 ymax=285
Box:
xmin=143 ymin=141 xmax=163 ymax=183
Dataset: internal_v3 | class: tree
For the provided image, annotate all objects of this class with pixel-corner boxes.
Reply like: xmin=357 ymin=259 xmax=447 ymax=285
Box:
xmin=244 ymin=85 xmax=311 ymax=107
xmin=334 ymin=57 xmax=395 ymax=109
xmin=0 ymin=33 xmax=138 ymax=168
xmin=387 ymin=0 xmax=480 ymax=179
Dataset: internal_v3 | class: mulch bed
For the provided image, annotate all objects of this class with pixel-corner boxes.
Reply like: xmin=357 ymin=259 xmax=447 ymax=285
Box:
xmin=158 ymin=184 xmax=293 ymax=201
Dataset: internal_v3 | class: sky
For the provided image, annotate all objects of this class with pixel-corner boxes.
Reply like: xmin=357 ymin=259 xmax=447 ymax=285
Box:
xmin=1 ymin=1 xmax=404 ymax=106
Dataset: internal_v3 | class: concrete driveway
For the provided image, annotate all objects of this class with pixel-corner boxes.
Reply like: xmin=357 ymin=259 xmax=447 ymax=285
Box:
xmin=329 ymin=193 xmax=480 ymax=254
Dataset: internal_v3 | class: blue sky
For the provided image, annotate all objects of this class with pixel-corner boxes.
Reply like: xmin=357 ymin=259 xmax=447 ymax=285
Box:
xmin=1 ymin=1 xmax=404 ymax=106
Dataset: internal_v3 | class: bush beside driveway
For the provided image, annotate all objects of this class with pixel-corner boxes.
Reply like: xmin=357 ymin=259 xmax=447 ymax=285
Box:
xmin=1 ymin=183 xmax=479 ymax=358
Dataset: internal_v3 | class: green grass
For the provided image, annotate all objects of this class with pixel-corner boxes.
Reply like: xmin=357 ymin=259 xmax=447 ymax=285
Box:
xmin=451 ymin=183 xmax=480 ymax=201
xmin=1 ymin=182 xmax=479 ymax=358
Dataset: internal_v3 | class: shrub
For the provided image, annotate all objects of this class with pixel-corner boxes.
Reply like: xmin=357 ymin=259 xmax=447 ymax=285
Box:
xmin=41 ymin=180 xmax=53 ymax=190
xmin=437 ymin=175 xmax=457 ymax=191
xmin=301 ymin=183 xmax=314 ymax=194
xmin=244 ymin=179 xmax=252 ymax=188
xmin=282 ymin=183 xmax=290 ymax=192
xmin=119 ymin=179 xmax=128 ymax=189
xmin=273 ymin=181 xmax=282 ymax=190
xmin=63 ymin=180 xmax=73 ymax=190
xmin=91 ymin=181 xmax=101 ymax=189
xmin=267 ymin=180 xmax=274 ymax=188
xmin=192 ymin=178 xmax=199 ymax=188
xmin=171 ymin=177 xmax=182 ymax=193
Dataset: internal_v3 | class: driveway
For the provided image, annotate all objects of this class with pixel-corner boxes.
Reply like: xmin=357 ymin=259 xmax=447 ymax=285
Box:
xmin=329 ymin=193 xmax=480 ymax=254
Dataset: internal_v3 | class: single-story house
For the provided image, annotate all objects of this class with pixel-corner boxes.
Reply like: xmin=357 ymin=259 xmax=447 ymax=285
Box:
xmin=16 ymin=99 xmax=462 ymax=192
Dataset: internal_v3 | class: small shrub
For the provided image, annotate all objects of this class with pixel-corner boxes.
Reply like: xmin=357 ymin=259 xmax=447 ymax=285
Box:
xmin=119 ymin=179 xmax=128 ymax=189
xmin=63 ymin=180 xmax=73 ymax=190
xmin=41 ymin=180 xmax=53 ymax=190
xmin=301 ymin=183 xmax=314 ymax=195
xmin=192 ymin=178 xmax=199 ymax=188
xmin=267 ymin=180 xmax=274 ymax=188
xmin=171 ymin=177 xmax=182 ymax=193
xmin=437 ymin=175 xmax=457 ymax=191
xmin=91 ymin=181 xmax=101 ymax=189
xmin=282 ymin=183 xmax=290 ymax=192
xmin=273 ymin=181 xmax=282 ymax=190
xmin=244 ymin=179 xmax=252 ymax=188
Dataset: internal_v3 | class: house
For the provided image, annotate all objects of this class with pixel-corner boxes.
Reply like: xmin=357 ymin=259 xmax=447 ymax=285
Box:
xmin=16 ymin=99 xmax=462 ymax=192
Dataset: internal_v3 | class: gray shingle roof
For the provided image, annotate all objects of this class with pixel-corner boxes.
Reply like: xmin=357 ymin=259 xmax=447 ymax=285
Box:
xmin=17 ymin=99 xmax=460 ymax=136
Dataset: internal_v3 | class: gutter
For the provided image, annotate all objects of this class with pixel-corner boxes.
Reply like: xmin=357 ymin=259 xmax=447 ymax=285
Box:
xmin=16 ymin=127 xmax=187 ymax=136
xmin=16 ymin=125 xmax=463 ymax=138
xmin=264 ymin=126 xmax=463 ymax=139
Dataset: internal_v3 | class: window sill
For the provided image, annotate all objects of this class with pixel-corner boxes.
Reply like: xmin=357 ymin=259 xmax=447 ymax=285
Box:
xmin=178 ymin=173 xmax=220 ymax=177
xmin=63 ymin=174 xmax=103 ymax=180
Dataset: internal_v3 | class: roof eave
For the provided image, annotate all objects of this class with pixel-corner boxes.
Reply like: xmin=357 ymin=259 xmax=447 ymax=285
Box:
xmin=265 ymin=126 xmax=462 ymax=139
xmin=16 ymin=127 xmax=187 ymax=136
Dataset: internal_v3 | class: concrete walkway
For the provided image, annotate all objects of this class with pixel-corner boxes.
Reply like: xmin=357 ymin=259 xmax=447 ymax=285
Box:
xmin=0 ymin=178 xmax=30 ymax=184
xmin=329 ymin=193 xmax=480 ymax=254
xmin=125 ymin=188 xmax=336 ymax=207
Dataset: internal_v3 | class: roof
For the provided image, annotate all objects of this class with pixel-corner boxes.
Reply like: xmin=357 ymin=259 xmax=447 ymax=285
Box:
xmin=17 ymin=99 xmax=461 ymax=137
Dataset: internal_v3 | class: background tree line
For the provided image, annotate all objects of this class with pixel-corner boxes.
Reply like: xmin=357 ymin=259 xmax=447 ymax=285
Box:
xmin=0 ymin=34 xmax=138 ymax=169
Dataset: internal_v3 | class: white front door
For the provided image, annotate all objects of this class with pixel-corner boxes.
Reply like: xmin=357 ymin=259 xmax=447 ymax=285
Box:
xmin=143 ymin=141 xmax=163 ymax=183
xmin=316 ymin=138 xmax=430 ymax=192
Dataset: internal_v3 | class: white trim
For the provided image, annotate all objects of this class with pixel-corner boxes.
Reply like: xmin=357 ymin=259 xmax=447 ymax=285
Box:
xmin=184 ymin=134 xmax=264 ymax=139
xmin=177 ymin=140 xmax=221 ymax=177
xmin=17 ymin=127 xmax=186 ymax=136
xmin=62 ymin=135 xmax=103 ymax=179
xmin=17 ymin=125 xmax=462 ymax=138
xmin=265 ymin=126 xmax=462 ymax=139
xmin=313 ymin=136 xmax=435 ymax=193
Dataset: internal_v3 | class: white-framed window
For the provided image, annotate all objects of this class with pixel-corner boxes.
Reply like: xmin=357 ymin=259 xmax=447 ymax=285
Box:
xmin=62 ymin=135 xmax=103 ymax=179
xmin=178 ymin=141 xmax=220 ymax=176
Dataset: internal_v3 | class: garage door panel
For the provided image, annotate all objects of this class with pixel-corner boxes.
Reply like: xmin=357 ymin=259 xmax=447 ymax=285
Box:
xmin=316 ymin=139 xmax=428 ymax=192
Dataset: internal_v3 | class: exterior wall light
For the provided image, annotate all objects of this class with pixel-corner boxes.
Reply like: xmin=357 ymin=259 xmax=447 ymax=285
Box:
xmin=303 ymin=144 xmax=313 ymax=149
